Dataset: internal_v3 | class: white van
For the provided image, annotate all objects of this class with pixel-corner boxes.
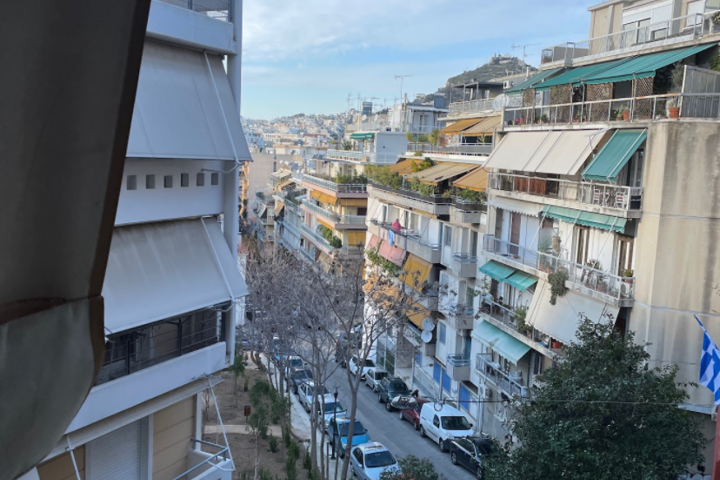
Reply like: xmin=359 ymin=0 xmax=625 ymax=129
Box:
xmin=418 ymin=402 xmax=474 ymax=451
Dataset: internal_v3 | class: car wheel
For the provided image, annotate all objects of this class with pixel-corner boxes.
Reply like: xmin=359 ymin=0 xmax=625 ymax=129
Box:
xmin=438 ymin=438 xmax=446 ymax=452
xmin=377 ymin=393 xmax=383 ymax=403
xmin=385 ymin=401 xmax=393 ymax=412
xmin=372 ymin=385 xmax=378 ymax=393
xmin=451 ymin=452 xmax=458 ymax=465
xmin=413 ymin=420 xmax=420 ymax=431
xmin=419 ymin=426 xmax=426 ymax=438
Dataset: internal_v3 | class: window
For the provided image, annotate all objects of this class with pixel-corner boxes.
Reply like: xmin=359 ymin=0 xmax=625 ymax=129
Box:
xmin=353 ymin=448 xmax=363 ymax=464
xmin=145 ymin=174 xmax=155 ymax=189
xmin=164 ymin=175 xmax=173 ymax=188
xmin=408 ymin=213 xmax=419 ymax=232
xmin=438 ymin=322 xmax=447 ymax=345
xmin=575 ymin=226 xmax=590 ymax=265
xmin=196 ymin=173 xmax=205 ymax=186
xmin=211 ymin=172 xmax=219 ymax=185
xmin=433 ymin=415 xmax=440 ymax=428
xmin=181 ymin=173 xmax=189 ymax=187
xmin=617 ymin=235 xmax=634 ymax=275
xmin=444 ymin=225 xmax=452 ymax=247
xmin=126 ymin=175 xmax=137 ymax=190
xmin=533 ymin=351 xmax=544 ymax=375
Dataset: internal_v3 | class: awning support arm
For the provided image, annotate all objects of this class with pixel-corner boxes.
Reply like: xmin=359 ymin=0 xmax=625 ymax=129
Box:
xmin=66 ymin=436 xmax=81 ymax=480
xmin=203 ymin=52 xmax=241 ymax=174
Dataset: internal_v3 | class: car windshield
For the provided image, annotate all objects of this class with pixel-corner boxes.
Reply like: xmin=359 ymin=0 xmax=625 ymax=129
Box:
xmin=322 ymin=402 xmax=345 ymax=414
xmin=289 ymin=358 xmax=303 ymax=368
xmin=388 ymin=381 xmax=408 ymax=392
xmin=339 ymin=421 xmax=366 ymax=436
xmin=375 ymin=371 xmax=388 ymax=380
xmin=442 ymin=416 xmax=471 ymax=430
xmin=364 ymin=451 xmax=396 ymax=468
xmin=363 ymin=359 xmax=375 ymax=367
xmin=293 ymin=370 xmax=312 ymax=380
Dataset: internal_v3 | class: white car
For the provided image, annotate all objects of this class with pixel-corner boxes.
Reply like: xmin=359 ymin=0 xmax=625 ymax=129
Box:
xmin=348 ymin=356 xmax=376 ymax=381
xmin=350 ymin=442 xmax=400 ymax=480
xmin=418 ymin=403 xmax=474 ymax=452
xmin=364 ymin=367 xmax=388 ymax=392
xmin=298 ymin=381 xmax=330 ymax=413
xmin=317 ymin=397 xmax=346 ymax=431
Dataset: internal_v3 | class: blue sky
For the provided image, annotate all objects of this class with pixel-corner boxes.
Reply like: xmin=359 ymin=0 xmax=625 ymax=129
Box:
xmin=241 ymin=0 xmax=599 ymax=120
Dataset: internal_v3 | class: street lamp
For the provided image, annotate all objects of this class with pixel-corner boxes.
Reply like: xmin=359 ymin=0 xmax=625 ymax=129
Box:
xmin=331 ymin=387 xmax=339 ymax=459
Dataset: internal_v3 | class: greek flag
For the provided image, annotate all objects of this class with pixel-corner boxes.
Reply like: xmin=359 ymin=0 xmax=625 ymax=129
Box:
xmin=696 ymin=316 xmax=720 ymax=406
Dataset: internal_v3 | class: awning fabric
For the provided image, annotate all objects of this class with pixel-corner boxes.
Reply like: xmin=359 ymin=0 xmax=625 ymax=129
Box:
xmin=582 ymin=44 xmax=715 ymax=85
xmin=277 ymin=180 xmax=295 ymax=190
xmin=400 ymin=254 xmax=433 ymax=291
xmin=408 ymin=162 xmax=476 ymax=185
xmin=103 ymin=219 xmax=248 ymax=333
xmin=504 ymin=271 xmax=538 ymax=291
xmin=582 ymin=129 xmax=647 ymax=181
xmin=488 ymin=197 xmax=543 ymax=217
xmin=473 ymin=320 xmax=531 ymax=364
xmin=274 ymin=201 xmax=285 ymax=215
xmin=127 ymin=42 xmax=251 ymax=161
xmin=316 ymin=217 xmax=334 ymax=230
xmin=453 ymin=167 xmax=488 ymax=192
xmin=390 ymin=159 xmax=421 ymax=175
xmin=461 ymin=116 xmax=502 ymax=136
xmin=363 ymin=274 xmax=401 ymax=312
xmin=505 ymin=67 xmax=564 ymax=93
xmin=478 ymin=260 xmax=515 ymax=282
xmin=483 ymin=130 xmax=607 ymax=175
xmin=367 ymin=234 xmax=381 ymax=250
xmin=338 ymin=198 xmax=368 ymax=207
xmin=271 ymin=169 xmax=292 ymax=179
xmin=379 ymin=242 xmax=406 ymax=266
xmin=526 ymin=280 xmax=619 ymax=345
xmin=256 ymin=203 xmax=267 ymax=219
xmin=346 ymin=231 xmax=366 ymax=246
xmin=440 ymin=118 xmax=483 ymax=135
xmin=350 ymin=132 xmax=375 ymax=140
xmin=311 ymin=190 xmax=337 ymax=205
xmin=534 ymin=58 xmax=631 ymax=91
xmin=542 ymin=205 xmax=627 ymax=233
xmin=407 ymin=309 xmax=426 ymax=329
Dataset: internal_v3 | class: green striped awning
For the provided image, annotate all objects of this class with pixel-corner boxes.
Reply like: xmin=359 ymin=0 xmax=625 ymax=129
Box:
xmin=534 ymin=58 xmax=631 ymax=91
xmin=582 ymin=129 xmax=647 ymax=182
xmin=582 ymin=44 xmax=715 ymax=85
xmin=478 ymin=260 xmax=515 ymax=282
xmin=350 ymin=132 xmax=375 ymax=140
xmin=473 ymin=320 xmax=531 ymax=364
xmin=542 ymin=205 xmax=626 ymax=233
xmin=504 ymin=271 xmax=538 ymax=291
xmin=505 ymin=68 xmax=564 ymax=93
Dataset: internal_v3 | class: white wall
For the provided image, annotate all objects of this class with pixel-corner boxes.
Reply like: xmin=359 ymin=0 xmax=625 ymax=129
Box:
xmin=116 ymin=158 xmax=224 ymax=226
xmin=375 ymin=133 xmax=408 ymax=156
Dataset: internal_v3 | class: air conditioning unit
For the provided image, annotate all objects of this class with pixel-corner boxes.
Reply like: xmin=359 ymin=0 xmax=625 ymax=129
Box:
xmin=503 ymin=80 xmax=514 ymax=89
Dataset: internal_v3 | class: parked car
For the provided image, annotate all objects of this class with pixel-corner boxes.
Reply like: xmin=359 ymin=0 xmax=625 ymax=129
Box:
xmin=349 ymin=356 xmax=377 ymax=380
xmin=335 ymin=330 xmax=363 ymax=366
xmin=376 ymin=377 xmax=411 ymax=411
xmin=316 ymin=398 xmax=346 ymax=430
xmin=285 ymin=355 xmax=304 ymax=371
xmin=399 ymin=397 xmax=431 ymax=430
xmin=350 ymin=442 xmax=400 ymax=480
xmin=419 ymin=403 xmax=474 ymax=451
xmin=326 ymin=416 xmax=370 ymax=459
xmin=298 ymin=381 xmax=330 ymax=413
xmin=365 ymin=367 xmax=389 ymax=392
xmin=445 ymin=435 xmax=494 ymax=480
xmin=288 ymin=368 xmax=313 ymax=394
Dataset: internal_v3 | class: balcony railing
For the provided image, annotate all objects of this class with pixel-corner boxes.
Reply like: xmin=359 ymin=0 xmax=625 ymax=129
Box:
xmin=371 ymin=220 xmax=442 ymax=250
xmin=302 ymin=173 xmax=368 ymax=194
xmin=488 ymin=172 xmax=643 ymax=212
xmin=452 ymin=253 xmax=477 ymax=263
xmin=327 ymin=149 xmax=399 ymax=164
xmin=482 ymin=235 xmax=635 ymax=302
xmin=301 ymin=200 xmax=366 ymax=224
xmin=158 ymin=0 xmax=231 ymax=21
xmin=447 ymin=97 xmax=522 ymax=116
xmin=300 ymin=223 xmax=333 ymax=251
xmin=407 ymin=143 xmax=492 ymax=157
xmin=476 ymin=354 xmax=527 ymax=397
xmin=447 ymin=354 xmax=471 ymax=367
xmin=541 ymin=11 xmax=717 ymax=64
xmin=369 ymin=182 xmax=452 ymax=205
xmin=327 ymin=149 xmax=365 ymax=161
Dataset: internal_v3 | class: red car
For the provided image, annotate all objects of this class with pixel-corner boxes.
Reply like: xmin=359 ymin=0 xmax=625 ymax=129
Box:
xmin=399 ymin=397 xmax=431 ymax=430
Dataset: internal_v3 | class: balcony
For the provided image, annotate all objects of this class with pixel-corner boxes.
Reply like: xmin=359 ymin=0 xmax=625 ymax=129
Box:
xmin=541 ymin=10 xmax=719 ymax=65
xmin=407 ymin=142 xmax=492 ymax=157
xmin=183 ymin=439 xmax=233 ymax=480
xmin=482 ymin=234 xmax=635 ymax=306
xmin=299 ymin=223 xmax=363 ymax=257
xmin=451 ymin=253 xmax=478 ymax=278
xmin=302 ymin=173 xmax=368 ymax=195
xmin=367 ymin=220 xmax=442 ymax=263
xmin=447 ymin=97 xmax=522 ymax=117
xmin=447 ymin=354 xmax=471 ymax=382
xmin=450 ymin=198 xmax=486 ymax=224
xmin=368 ymin=183 xmax=451 ymax=216
xmin=439 ymin=303 xmax=474 ymax=330
xmin=301 ymin=200 xmax=367 ymax=229
xmin=488 ymin=172 xmax=642 ymax=217
xmin=255 ymin=190 xmax=275 ymax=205
xmin=476 ymin=354 xmax=527 ymax=398
xmin=327 ymin=149 xmax=399 ymax=164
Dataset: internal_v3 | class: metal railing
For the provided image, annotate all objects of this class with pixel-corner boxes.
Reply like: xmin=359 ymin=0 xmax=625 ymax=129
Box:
xmin=158 ymin=0 xmax=231 ymax=21
xmin=370 ymin=220 xmax=442 ymax=250
xmin=452 ymin=253 xmax=477 ymax=263
xmin=447 ymin=353 xmax=471 ymax=367
xmin=482 ymin=235 xmax=635 ymax=302
xmin=172 ymin=438 xmax=230 ymax=480
xmin=369 ymin=182 xmax=452 ymax=205
xmin=300 ymin=223 xmax=334 ymax=250
xmin=488 ymin=173 xmax=643 ymax=211
xmin=327 ymin=149 xmax=365 ymax=161
xmin=407 ymin=143 xmax=492 ymax=156
xmin=446 ymin=303 xmax=474 ymax=316
xmin=476 ymin=354 xmax=527 ymax=397
xmin=541 ymin=11 xmax=716 ymax=64
xmin=302 ymin=173 xmax=368 ymax=194
xmin=448 ymin=98 xmax=496 ymax=116
xmin=301 ymin=200 xmax=366 ymax=224
xmin=326 ymin=149 xmax=400 ymax=164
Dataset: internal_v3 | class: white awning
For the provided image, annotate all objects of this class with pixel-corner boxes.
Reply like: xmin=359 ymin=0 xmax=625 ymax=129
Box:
xmin=526 ymin=280 xmax=619 ymax=345
xmin=487 ymin=197 xmax=543 ymax=217
xmin=102 ymin=218 xmax=248 ymax=333
xmin=127 ymin=41 xmax=251 ymax=162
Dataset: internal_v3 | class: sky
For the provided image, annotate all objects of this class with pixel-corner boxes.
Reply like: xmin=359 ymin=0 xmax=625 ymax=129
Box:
xmin=240 ymin=0 xmax=599 ymax=120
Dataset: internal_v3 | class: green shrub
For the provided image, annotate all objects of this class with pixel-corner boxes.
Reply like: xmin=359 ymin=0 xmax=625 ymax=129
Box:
xmin=303 ymin=450 xmax=311 ymax=471
xmin=284 ymin=426 xmax=292 ymax=448
xmin=269 ymin=435 xmax=279 ymax=453
xmin=260 ymin=468 xmax=274 ymax=480
xmin=548 ymin=269 xmax=568 ymax=305
xmin=288 ymin=441 xmax=300 ymax=461
xmin=286 ymin=457 xmax=297 ymax=480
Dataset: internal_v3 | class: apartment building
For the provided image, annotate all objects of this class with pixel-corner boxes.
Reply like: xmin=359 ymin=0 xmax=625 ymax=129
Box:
xmin=34 ymin=1 xmax=250 ymax=479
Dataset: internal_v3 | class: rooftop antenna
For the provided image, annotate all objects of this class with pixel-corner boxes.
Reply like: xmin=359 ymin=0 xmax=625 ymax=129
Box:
xmin=346 ymin=93 xmax=353 ymax=112
xmin=512 ymin=43 xmax=539 ymax=65
xmin=394 ymin=75 xmax=412 ymax=132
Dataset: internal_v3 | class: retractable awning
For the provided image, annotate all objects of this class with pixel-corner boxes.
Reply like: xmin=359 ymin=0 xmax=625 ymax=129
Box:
xmin=316 ymin=217 xmax=334 ymax=230
xmin=400 ymin=254 xmax=433 ymax=291
xmin=274 ymin=201 xmax=285 ymax=215
xmin=390 ymin=159 xmax=421 ymax=175
xmin=542 ymin=205 xmax=627 ymax=233
xmin=440 ymin=118 xmax=484 ymax=135
xmin=526 ymin=280 xmax=619 ymax=345
xmin=271 ymin=169 xmax=292 ymax=179
xmin=408 ymin=162 xmax=476 ymax=185
xmin=582 ymin=44 xmax=715 ymax=85
xmin=350 ymin=132 xmax=375 ymax=140
xmin=505 ymin=67 xmax=564 ymax=93
xmin=379 ymin=242 xmax=406 ymax=266
xmin=367 ymin=234 xmax=382 ymax=249
xmin=338 ymin=198 xmax=367 ymax=207
xmin=504 ymin=271 xmax=538 ymax=291
xmin=311 ymin=190 xmax=337 ymax=205
xmin=582 ymin=129 xmax=647 ymax=181
xmin=483 ymin=130 xmax=607 ymax=175
xmin=487 ymin=197 xmax=543 ymax=217
xmin=127 ymin=42 xmax=251 ymax=161
xmin=473 ymin=320 xmax=531 ymax=364
xmin=453 ymin=167 xmax=488 ymax=192
xmin=461 ymin=116 xmax=502 ymax=136
xmin=534 ymin=58 xmax=631 ymax=91
xmin=103 ymin=219 xmax=248 ymax=333
xmin=277 ymin=180 xmax=295 ymax=190
xmin=256 ymin=203 xmax=267 ymax=218
xmin=346 ymin=231 xmax=366 ymax=246
xmin=478 ymin=260 xmax=515 ymax=282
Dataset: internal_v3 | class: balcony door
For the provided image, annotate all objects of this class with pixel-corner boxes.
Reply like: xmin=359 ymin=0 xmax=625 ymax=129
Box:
xmin=616 ymin=235 xmax=634 ymax=275
xmin=509 ymin=212 xmax=521 ymax=256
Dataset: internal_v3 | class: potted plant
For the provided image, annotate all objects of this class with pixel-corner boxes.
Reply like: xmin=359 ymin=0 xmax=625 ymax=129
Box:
xmin=713 ymin=11 xmax=720 ymax=32
xmin=514 ymin=306 xmax=531 ymax=336
xmin=617 ymin=105 xmax=630 ymax=121
xmin=668 ymin=98 xmax=680 ymax=119
xmin=540 ymin=114 xmax=548 ymax=124
xmin=623 ymin=268 xmax=634 ymax=284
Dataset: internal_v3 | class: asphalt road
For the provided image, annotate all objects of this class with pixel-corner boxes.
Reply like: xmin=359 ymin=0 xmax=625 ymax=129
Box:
xmin=322 ymin=362 xmax=474 ymax=480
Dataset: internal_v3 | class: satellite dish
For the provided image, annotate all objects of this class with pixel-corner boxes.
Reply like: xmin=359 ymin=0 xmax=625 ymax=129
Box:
xmin=422 ymin=318 xmax=435 ymax=332
xmin=421 ymin=330 xmax=433 ymax=343
xmin=492 ymin=94 xmax=509 ymax=111
xmin=361 ymin=114 xmax=368 ymax=122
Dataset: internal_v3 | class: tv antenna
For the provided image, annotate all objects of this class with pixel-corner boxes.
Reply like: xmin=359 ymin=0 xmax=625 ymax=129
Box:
xmin=346 ymin=93 xmax=353 ymax=111
xmin=511 ymin=43 xmax=539 ymax=64
xmin=394 ymin=75 xmax=412 ymax=104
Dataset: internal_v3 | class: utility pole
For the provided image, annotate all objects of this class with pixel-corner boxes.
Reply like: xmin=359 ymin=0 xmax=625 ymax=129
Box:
xmin=511 ymin=43 xmax=540 ymax=66
xmin=394 ymin=75 xmax=412 ymax=132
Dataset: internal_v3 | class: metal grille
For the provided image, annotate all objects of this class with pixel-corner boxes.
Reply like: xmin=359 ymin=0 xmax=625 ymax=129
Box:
xmin=550 ymin=85 xmax=572 ymax=123
xmin=586 ymin=83 xmax=612 ymax=122
xmin=87 ymin=421 xmax=141 ymax=479
xmin=633 ymin=77 xmax=655 ymax=119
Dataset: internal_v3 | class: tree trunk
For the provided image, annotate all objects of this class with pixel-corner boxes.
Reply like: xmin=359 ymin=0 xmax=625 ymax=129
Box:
xmin=254 ymin=431 xmax=260 ymax=480
xmin=234 ymin=374 xmax=238 ymax=408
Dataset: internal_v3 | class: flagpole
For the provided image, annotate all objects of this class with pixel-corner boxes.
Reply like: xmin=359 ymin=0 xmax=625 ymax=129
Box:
xmin=714 ymin=406 xmax=720 ymax=480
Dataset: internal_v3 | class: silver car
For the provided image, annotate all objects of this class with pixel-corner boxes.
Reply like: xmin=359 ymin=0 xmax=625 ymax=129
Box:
xmin=298 ymin=381 xmax=330 ymax=413
xmin=350 ymin=442 xmax=400 ymax=480
xmin=364 ymin=367 xmax=388 ymax=392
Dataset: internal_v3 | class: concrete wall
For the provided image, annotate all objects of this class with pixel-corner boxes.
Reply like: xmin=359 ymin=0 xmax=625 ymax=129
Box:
xmin=375 ymin=133 xmax=408 ymax=157
xmin=247 ymin=153 xmax=281 ymax=220
xmin=153 ymin=396 xmax=196 ymax=480
xmin=37 ymin=448 xmax=85 ymax=480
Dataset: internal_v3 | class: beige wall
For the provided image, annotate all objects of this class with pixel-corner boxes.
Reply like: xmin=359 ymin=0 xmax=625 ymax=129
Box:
xmin=152 ymin=396 xmax=196 ymax=480
xmin=37 ymin=448 xmax=85 ymax=480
